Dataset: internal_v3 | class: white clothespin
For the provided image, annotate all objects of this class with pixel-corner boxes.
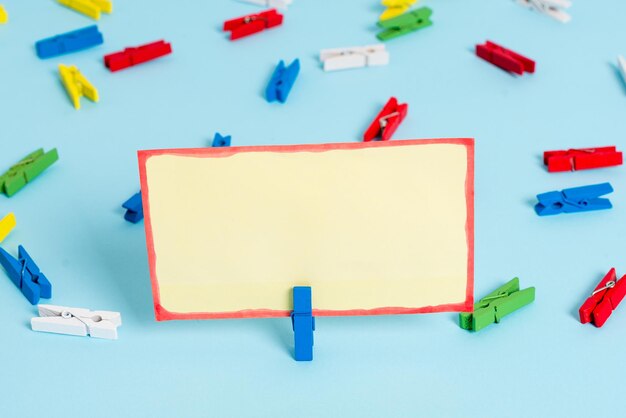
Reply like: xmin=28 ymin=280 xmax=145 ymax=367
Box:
xmin=239 ymin=0 xmax=292 ymax=10
xmin=320 ymin=44 xmax=389 ymax=72
xmin=618 ymin=56 xmax=626 ymax=85
xmin=31 ymin=304 xmax=122 ymax=340
xmin=516 ymin=0 xmax=571 ymax=23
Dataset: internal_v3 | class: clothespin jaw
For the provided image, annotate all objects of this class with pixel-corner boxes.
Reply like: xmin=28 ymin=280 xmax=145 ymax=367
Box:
xmin=122 ymin=192 xmax=143 ymax=223
xmin=579 ymin=269 xmax=626 ymax=327
xmin=618 ymin=56 xmax=626 ymax=85
xmin=0 ymin=213 xmax=16 ymax=243
xmin=291 ymin=286 xmax=315 ymax=361
xmin=376 ymin=7 xmax=432 ymax=42
xmin=57 ymin=0 xmax=112 ymax=20
xmin=212 ymin=133 xmax=231 ymax=147
xmin=516 ymin=0 xmax=571 ymax=23
xmin=535 ymin=182 xmax=613 ymax=216
xmin=32 ymin=304 xmax=122 ymax=339
xmin=363 ymin=97 xmax=408 ymax=141
xmin=0 ymin=245 xmax=52 ymax=305
xmin=35 ymin=25 xmax=104 ymax=59
xmin=320 ymin=44 xmax=389 ymax=72
xmin=544 ymin=147 xmax=623 ymax=172
xmin=0 ymin=148 xmax=59 ymax=197
xmin=460 ymin=278 xmax=535 ymax=332
xmin=476 ymin=41 xmax=535 ymax=75
xmin=265 ymin=59 xmax=300 ymax=103
xmin=380 ymin=0 xmax=417 ymax=21
xmin=223 ymin=9 xmax=284 ymax=41
xmin=104 ymin=40 xmax=172 ymax=72
xmin=0 ymin=5 xmax=8 ymax=24
xmin=59 ymin=64 xmax=99 ymax=110
xmin=240 ymin=0 xmax=292 ymax=10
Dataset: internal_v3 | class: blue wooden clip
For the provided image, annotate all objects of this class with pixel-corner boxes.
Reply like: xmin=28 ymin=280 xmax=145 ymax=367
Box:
xmin=212 ymin=133 xmax=231 ymax=147
xmin=535 ymin=182 xmax=613 ymax=216
xmin=35 ymin=25 xmax=103 ymax=59
xmin=265 ymin=59 xmax=300 ymax=103
xmin=122 ymin=192 xmax=143 ymax=223
xmin=0 ymin=245 xmax=52 ymax=305
xmin=291 ymin=286 xmax=315 ymax=361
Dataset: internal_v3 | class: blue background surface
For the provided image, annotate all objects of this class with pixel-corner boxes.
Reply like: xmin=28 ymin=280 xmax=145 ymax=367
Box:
xmin=2 ymin=1 xmax=626 ymax=417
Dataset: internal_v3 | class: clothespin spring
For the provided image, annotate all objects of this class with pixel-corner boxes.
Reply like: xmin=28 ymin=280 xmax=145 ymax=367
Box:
xmin=379 ymin=111 xmax=400 ymax=130
xmin=592 ymin=281 xmax=616 ymax=296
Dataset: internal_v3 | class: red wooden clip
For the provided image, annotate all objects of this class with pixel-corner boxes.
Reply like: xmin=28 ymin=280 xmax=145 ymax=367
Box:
xmin=476 ymin=41 xmax=535 ymax=75
xmin=104 ymin=40 xmax=172 ymax=72
xmin=223 ymin=9 xmax=283 ymax=41
xmin=579 ymin=268 xmax=626 ymax=327
xmin=543 ymin=146 xmax=623 ymax=172
xmin=363 ymin=97 xmax=408 ymax=142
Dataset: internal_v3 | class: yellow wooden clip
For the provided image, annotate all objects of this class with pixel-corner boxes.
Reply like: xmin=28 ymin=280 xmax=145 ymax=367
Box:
xmin=0 ymin=5 xmax=8 ymax=24
xmin=380 ymin=0 xmax=417 ymax=21
xmin=57 ymin=0 xmax=112 ymax=20
xmin=0 ymin=213 xmax=16 ymax=243
xmin=58 ymin=64 xmax=99 ymax=110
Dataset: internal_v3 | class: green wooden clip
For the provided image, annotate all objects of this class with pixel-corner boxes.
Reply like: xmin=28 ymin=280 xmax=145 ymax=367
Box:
xmin=459 ymin=277 xmax=535 ymax=332
xmin=376 ymin=7 xmax=433 ymax=42
xmin=0 ymin=148 xmax=59 ymax=197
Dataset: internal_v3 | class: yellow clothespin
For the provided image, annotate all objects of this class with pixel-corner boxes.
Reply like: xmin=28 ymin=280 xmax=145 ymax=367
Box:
xmin=380 ymin=0 xmax=417 ymax=21
xmin=58 ymin=64 xmax=99 ymax=110
xmin=0 ymin=5 xmax=8 ymax=24
xmin=0 ymin=213 xmax=16 ymax=243
xmin=57 ymin=0 xmax=112 ymax=20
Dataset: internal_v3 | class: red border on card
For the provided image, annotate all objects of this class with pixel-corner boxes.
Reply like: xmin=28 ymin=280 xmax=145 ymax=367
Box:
xmin=138 ymin=138 xmax=475 ymax=321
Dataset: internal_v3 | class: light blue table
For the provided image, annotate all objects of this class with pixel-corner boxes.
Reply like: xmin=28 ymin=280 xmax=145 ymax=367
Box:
xmin=2 ymin=1 xmax=626 ymax=416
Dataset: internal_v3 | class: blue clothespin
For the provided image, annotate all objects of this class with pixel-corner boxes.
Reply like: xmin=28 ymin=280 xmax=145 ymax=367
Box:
xmin=535 ymin=182 xmax=613 ymax=216
xmin=0 ymin=245 xmax=52 ymax=305
xmin=35 ymin=25 xmax=104 ymax=59
xmin=212 ymin=133 xmax=231 ymax=147
xmin=265 ymin=59 xmax=300 ymax=103
xmin=291 ymin=286 xmax=315 ymax=361
xmin=122 ymin=192 xmax=143 ymax=223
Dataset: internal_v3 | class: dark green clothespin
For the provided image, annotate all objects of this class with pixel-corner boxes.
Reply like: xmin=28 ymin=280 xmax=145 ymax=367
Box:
xmin=0 ymin=148 xmax=59 ymax=197
xmin=376 ymin=7 xmax=433 ymax=42
xmin=460 ymin=277 xmax=535 ymax=332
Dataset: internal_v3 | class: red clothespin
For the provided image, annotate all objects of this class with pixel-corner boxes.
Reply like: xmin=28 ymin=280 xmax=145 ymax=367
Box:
xmin=579 ymin=268 xmax=626 ymax=327
xmin=543 ymin=146 xmax=623 ymax=172
xmin=104 ymin=40 xmax=172 ymax=72
xmin=363 ymin=97 xmax=408 ymax=142
xmin=476 ymin=41 xmax=535 ymax=75
xmin=223 ymin=9 xmax=283 ymax=41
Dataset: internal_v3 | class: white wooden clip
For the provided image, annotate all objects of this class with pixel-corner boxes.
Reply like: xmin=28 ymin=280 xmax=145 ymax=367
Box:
xmin=618 ymin=56 xmax=626 ymax=85
xmin=320 ymin=44 xmax=389 ymax=72
xmin=31 ymin=304 xmax=122 ymax=340
xmin=239 ymin=0 xmax=292 ymax=10
xmin=516 ymin=0 xmax=572 ymax=23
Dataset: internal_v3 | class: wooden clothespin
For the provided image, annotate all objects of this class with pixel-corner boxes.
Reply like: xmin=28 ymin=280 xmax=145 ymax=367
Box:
xmin=32 ymin=304 xmax=122 ymax=339
xmin=122 ymin=192 xmax=143 ymax=223
xmin=0 ymin=4 xmax=8 ymax=24
xmin=320 ymin=44 xmax=389 ymax=72
xmin=460 ymin=277 xmax=535 ymax=332
xmin=59 ymin=64 xmax=98 ymax=110
xmin=0 ymin=213 xmax=16 ymax=243
xmin=265 ymin=59 xmax=300 ymax=103
xmin=212 ymin=133 xmax=231 ymax=147
xmin=363 ymin=97 xmax=408 ymax=141
xmin=0 ymin=245 xmax=52 ymax=305
xmin=618 ymin=56 xmax=626 ymax=85
xmin=223 ymin=9 xmax=284 ymax=41
xmin=35 ymin=25 xmax=103 ymax=59
xmin=516 ymin=0 xmax=571 ymax=23
xmin=579 ymin=268 xmax=626 ymax=327
xmin=544 ymin=146 xmax=623 ymax=172
xmin=376 ymin=7 xmax=432 ymax=41
xmin=104 ymin=40 xmax=172 ymax=72
xmin=292 ymin=287 xmax=315 ymax=361
xmin=379 ymin=0 xmax=417 ymax=21
xmin=0 ymin=148 xmax=59 ymax=197
xmin=535 ymin=183 xmax=613 ymax=216
xmin=476 ymin=41 xmax=535 ymax=75
xmin=57 ymin=0 xmax=112 ymax=20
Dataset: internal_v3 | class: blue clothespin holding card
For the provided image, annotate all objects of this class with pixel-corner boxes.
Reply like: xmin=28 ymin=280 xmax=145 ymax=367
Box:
xmin=291 ymin=286 xmax=315 ymax=361
xmin=265 ymin=59 xmax=300 ymax=103
xmin=0 ymin=245 xmax=52 ymax=305
xmin=212 ymin=133 xmax=231 ymax=147
xmin=122 ymin=192 xmax=143 ymax=223
xmin=35 ymin=25 xmax=104 ymax=59
xmin=535 ymin=182 xmax=613 ymax=216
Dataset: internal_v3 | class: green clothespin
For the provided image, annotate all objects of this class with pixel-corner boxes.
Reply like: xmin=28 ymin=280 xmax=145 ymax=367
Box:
xmin=0 ymin=148 xmax=59 ymax=197
xmin=459 ymin=277 xmax=535 ymax=332
xmin=376 ymin=7 xmax=433 ymax=42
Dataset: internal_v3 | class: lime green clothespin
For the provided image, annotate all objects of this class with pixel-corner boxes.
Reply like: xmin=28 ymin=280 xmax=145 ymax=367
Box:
xmin=0 ymin=149 xmax=59 ymax=197
xmin=459 ymin=277 xmax=535 ymax=332
xmin=376 ymin=7 xmax=432 ymax=41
